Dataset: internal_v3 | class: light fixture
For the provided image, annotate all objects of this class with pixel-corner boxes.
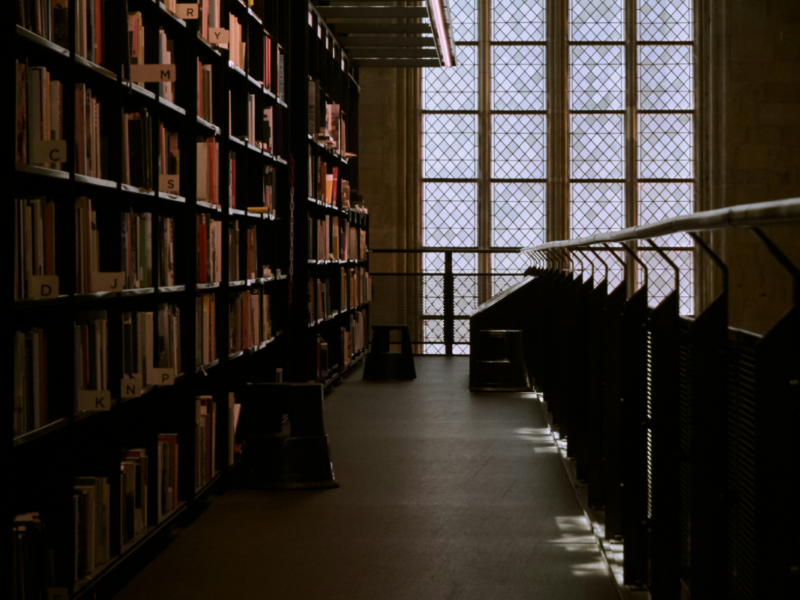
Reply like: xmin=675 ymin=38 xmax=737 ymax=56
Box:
xmin=427 ymin=0 xmax=454 ymax=67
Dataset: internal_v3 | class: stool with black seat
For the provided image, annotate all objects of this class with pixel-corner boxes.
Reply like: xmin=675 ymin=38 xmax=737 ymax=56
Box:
xmin=235 ymin=383 xmax=339 ymax=489
xmin=470 ymin=330 xmax=531 ymax=392
xmin=363 ymin=324 xmax=417 ymax=380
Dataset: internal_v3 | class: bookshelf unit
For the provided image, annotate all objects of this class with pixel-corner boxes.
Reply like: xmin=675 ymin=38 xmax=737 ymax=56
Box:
xmin=13 ymin=1 xmax=368 ymax=598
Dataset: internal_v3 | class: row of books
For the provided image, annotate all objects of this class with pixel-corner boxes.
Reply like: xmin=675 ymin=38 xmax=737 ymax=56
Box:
xmin=309 ymin=278 xmax=331 ymax=322
xmin=15 ymin=62 xmax=64 ymax=170
xmin=342 ymin=310 xmax=368 ymax=366
xmin=14 ymin=197 xmax=57 ymax=301
xmin=315 ymin=333 xmax=330 ymax=382
xmin=197 ymin=138 xmax=220 ymax=204
xmin=307 ymin=268 xmax=371 ymax=323
xmin=197 ymin=214 xmax=223 ymax=283
xmin=157 ymin=124 xmax=180 ymax=193
xmin=226 ymin=11 xmax=247 ymax=71
xmin=77 ymin=83 xmax=105 ymax=178
xmin=228 ymin=290 xmax=273 ymax=354
xmin=346 ymin=267 xmax=373 ymax=308
xmin=308 ymin=155 xmax=339 ymax=204
xmin=198 ymin=60 xmax=214 ymax=124
xmin=197 ymin=0 xmax=222 ymax=46
xmin=121 ymin=305 xmax=182 ymax=391
xmin=124 ymin=109 xmax=153 ymax=189
xmin=196 ymin=294 xmax=217 ymax=368
xmin=228 ymin=222 xmax=259 ymax=281
xmin=155 ymin=28 xmax=176 ymax=104
xmin=195 ymin=397 xmax=216 ymax=490
xmin=74 ymin=311 xmax=108 ymax=396
xmin=73 ymin=475 xmax=111 ymax=582
xmin=310 ymin=216 xmax=366 ymax=262
xmin=13 ymin=328 xmax=49 ymax=437
xmin=121 ymin=210 xmax=152 ymax=289
xmin=12 ymin=512 xmax=54 ymax=599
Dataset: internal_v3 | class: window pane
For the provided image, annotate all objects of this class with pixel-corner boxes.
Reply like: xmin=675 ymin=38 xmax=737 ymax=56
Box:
xmin=493 ymin=0 xmax=546 ymax=42
xmin=570 ymin=113 xmax=625 ymax=179
xmin=423 ymin=182 xmax=478 ymax=247
xmin=454 ymin=276 xmax=478 ymax=315
xmin=423 ymin=45 xmax=477 ymax=111
xmin=492 ymin=182 xmax=546 ymax=246
xmin=570 ymin=0 xmax=625 ymax=42
xmin=423 ymin=113 xmax=479 ymax=179
xmin=638 ymin=45 xmax=693 ymax=110
xmin=638 ymin=0 xmax=693 ymax=42
xmin=640 ymin=250 xmax=694 ymax=315
xmin=570 ymin=45 xmax=625 ymax=111
xmin=571 ymin=182 xmax=625 ymax=236
xmin=639 ymin=183 xmax=693 ymax=246
xmin=492 ymin=45 xmax=546 ymax=110
xmin=638 ymin=113 xmax=693 ymax=179
xmin=492 ymin=114 xmax=546 ymax=179
xmin=452 ymin=0 xmax=478 ymax=43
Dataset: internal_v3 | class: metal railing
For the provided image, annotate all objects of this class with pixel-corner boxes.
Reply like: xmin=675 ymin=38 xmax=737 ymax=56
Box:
xmin=510 ymin=198 xmax=800 ymax=598
xmin=369 ymin=248 xmax=527 ymax=355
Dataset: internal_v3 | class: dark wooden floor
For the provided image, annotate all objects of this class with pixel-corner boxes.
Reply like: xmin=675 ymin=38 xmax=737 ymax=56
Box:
xmin=113 ymin=357 xmax=618 ymax=600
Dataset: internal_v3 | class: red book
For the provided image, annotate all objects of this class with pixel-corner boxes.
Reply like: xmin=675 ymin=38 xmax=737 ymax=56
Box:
xmin=197 ymin=61 xmax=203 ymax=118
xmin=198 ymin=222 xmax=207 ymax=283
xmin=331 ymin=167 xmax=339 ymax=206
xmin=231 ymin=158 xmax=236 ymax=208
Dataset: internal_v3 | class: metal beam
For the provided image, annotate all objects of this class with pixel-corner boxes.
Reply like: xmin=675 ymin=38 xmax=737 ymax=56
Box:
xmin=352 ymin=58 xmax=443 ymax=67
xmin=347 ymin=48 xmax=439 ymax=58
xmin=316 ymin=7 xmax=429 ymax=19
xmin=341 ymin=36 xmax=437 ymax=47
xmin=329 ymin=23 xmax=432 ymax=34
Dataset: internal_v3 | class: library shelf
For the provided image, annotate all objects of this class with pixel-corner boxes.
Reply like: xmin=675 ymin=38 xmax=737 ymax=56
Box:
xmin=15 ymin=24 xmax=70 ymax=57
xmin=14 ymin=295 xmax=70 ymax=311
xmin=196 ymin=200 xmax=223 ymax=212
xmin=13 ymin=419 xmax=69 ymax=449
xmin=158 ymin=285 xmax=186 ymax=294
xmin=15 ymin=163 xmax=69 ymax=180
xmin=196 ymin=282 xmax=221 ymax=291
xmin=71 ymin=500 xmax=190 ymax=600
xmin=120 ymin=287 xmax=155 ymax=298
xmin=13 ymin=1 xmax=367 ymax=596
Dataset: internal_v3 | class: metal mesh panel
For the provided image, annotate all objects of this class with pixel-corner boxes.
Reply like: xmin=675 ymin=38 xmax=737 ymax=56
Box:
xmin=638 ymin=0 xmax=693 ymax=42
xmin=493 ymin=0 xmax=546 ymax=42
xmin=570 ymin=114 xmax=626 ymax=179
xmin=423 ymin=113 xmax=479 ymax=179
xmin=640 ymin=250 xmax=694 ymax=315
xmin=570 ymin=45 xmax=625 ymax=111
xmin=423 ymin=45 xmax=478 ymax=111
xmin=491 ymin=45 xmax=546 ymax=111
xmin=638 ymin=113 xmax=694 ymax=179
xmin=570 ymin=0 xmax=625 ymax=42
xmin=492 ymin=114 xmax=546 ymax=179
xmin=638 ymin=45 xmax=694 ymax=110
xmin=423 ymin=182 xmax=478 ymax=247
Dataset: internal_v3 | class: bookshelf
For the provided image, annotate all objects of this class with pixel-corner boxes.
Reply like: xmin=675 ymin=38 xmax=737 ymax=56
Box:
xmin=13 ymin=1 xmax=369 ymax=598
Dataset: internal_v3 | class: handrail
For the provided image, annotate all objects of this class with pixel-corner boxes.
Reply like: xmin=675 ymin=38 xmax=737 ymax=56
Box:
xmin=520 ymin=197 xmax=800 ymax=253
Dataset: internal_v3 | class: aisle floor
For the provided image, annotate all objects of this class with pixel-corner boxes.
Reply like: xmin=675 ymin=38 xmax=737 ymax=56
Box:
xmin=113 ymin=357 xmax=619 ymax=600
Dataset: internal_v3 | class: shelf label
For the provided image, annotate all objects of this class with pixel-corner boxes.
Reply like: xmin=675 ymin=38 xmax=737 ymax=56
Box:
xmin=77 ymin=390 xmax=111 ymax=412
xmin=91 ymin=272 xmax=125 ymax=292
xmin=31 ymin=140 xmax=67 ymax=164
xmin=129 ymin=64 xmax=176 ymax=82
xmin=151 ymin=368 xmax=176 ymax=386
xmin=159 ymin=175 xmax=179 ymax=194
xmin=28 ymin=275 xmax=59 ymax=299
xmin=208 ymin=28 xmax=229 ymax=44
xmin=121 ymin=377 xmax=143 ymax=399
xmin=176 ymin=4 xmax=199 ymax=19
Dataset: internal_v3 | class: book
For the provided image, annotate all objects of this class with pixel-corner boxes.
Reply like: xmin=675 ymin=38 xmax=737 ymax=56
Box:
xmin=157 ymin=433 xmax=179 ymax=519
xmin=195 ymin=396 xmax=216 ymax=489
xmin=196 ymin=138 xmax=219 ymax=204
xmin=13 ymin=328 xmax=49 ymax=436
xmin=158 ymin=215 xmax=176 ymax=286
xmin=15 ymin=197 xmax=58 ymax=300
xmin=196 ymin=294 xmax=217 ymax=368
xmin=12 ymin=512 xmax=54 ymax=598
xmin=74 ymin=310 xmax=108 ymax=399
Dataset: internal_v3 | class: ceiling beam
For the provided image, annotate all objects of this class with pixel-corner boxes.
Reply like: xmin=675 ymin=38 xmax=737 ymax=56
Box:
xmin=316 ymin=7 xmax=429 ymax=19
xmin=329 ymin=23 xmax=432 ymax=34
xmin=352 ymin=58 xmax=442 ymax=67
xmin=347 ymin=48 xmax=439 ymax=58
xmin=341 ymin=36 xmax=437 ymax=47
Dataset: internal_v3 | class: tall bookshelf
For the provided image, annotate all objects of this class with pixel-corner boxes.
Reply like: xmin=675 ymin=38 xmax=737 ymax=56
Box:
xmin=13 ymin=1 xmax=369 ymax=598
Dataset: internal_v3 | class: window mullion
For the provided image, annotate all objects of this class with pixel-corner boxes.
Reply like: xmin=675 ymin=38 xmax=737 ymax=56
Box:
xmin=548 ymin=0 xmax=569 ymax=247
xmin=625 ymin=0 xmax=640 ymax=294
xmin=477 ymin=0 xmax=492 ymax=303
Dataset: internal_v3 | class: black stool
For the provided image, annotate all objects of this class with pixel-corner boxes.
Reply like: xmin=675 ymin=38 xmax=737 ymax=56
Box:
xmin=236 ymin=383 xmax=339 ymax=489
xmin=363 ymin=325 xmax=417 ymax=380
xmin=470 ymin=330 xmax=531 ymax=391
